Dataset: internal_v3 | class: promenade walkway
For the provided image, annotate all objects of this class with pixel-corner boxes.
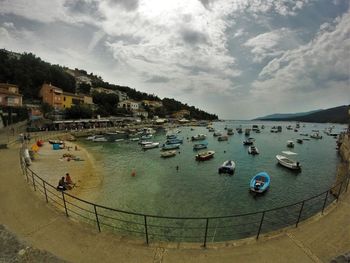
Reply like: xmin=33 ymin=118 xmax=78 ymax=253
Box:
xmin=1 ymin=145 xmax=350 ymax=262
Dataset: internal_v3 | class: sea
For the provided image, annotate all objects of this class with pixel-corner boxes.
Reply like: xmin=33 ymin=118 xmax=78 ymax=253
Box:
xmin=79 ymin=120 xmax=346 ymax=219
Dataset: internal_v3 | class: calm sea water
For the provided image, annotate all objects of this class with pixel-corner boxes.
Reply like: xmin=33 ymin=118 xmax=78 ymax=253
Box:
xmin=79 ymin=121 xmax=345 ymax=218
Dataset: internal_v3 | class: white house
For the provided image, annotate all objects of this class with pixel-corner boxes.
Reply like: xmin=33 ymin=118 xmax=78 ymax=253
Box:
xmin=118 ymin=100 xmax=140 ymax=111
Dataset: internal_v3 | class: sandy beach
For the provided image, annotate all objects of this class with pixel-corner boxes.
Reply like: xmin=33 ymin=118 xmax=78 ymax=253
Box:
xmin=29 ymin=138 xmax=102 ymax=201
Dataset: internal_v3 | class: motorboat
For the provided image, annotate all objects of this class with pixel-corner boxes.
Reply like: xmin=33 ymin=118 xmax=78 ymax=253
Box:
xmin=142 ymin=142 xmax=160 ymax=150
xmin=248 ymin=146 xmax=259 ymax=155
xmin=218 ymin=160 xmax=235 ymax=175
xmin=213 ymin=131 xmax=222 ymax=137
xmin=277 ymin=126 xmax=282 ymax=132
xmin=286 ymin=125 xmax=293 ymax=130
xmin=195 ymin=150 xmax=215 ymax=161
xmin=237 ymin=128 xmax=243 ymax=134
xmin=141 ymin=134 xmax=153 ymax=140
xmin=244 ymin=128 xmax=251 ymax=136
xmin=166 ymin=138 xmax=183 ymax=144
xmin=161 ymin=150 xmax=176 ymax=158
xmin=276 ymin=155 xmax=301 ymax=170
xmin=252 ymin=125 xmax=259 ymax=131
xmin=139 ymin=141 xmax=153 ymax=146
xmin=166 ymin=134 xmax=178 ymax=139
xmin=250 ymin=172 xmax=270 ymax=193
xmin=310 ymin=132 xmax=322 ymax=139
xmin=286 ymin=140 xmax=294 ymax=148
xmin=193 ymin=142 xmax=208 ymax=150
xmin=296 ymin=139 xmax=303 ymax=144
xmin=227 ymin=128 xmax=234 ymax=135
xmin=218 ymin=135 xmax=228 ymax=141
xmin=243 ymin=138 xmax=255 ymax=145
xmin=86 ymin=135 xmax=97 ymax=141
xmin=92 ymin=136 xmax=107 ymax=142
xmin=162 ymin=143 xmax=180 ymax=150
xmin=191 ymin=134 xmax=207 ymax=141
xmin=299 ymin=133 xmax=309 ymax=136
xmin=129 ymin=137 xmax=140 ymax=141
xmin=270 ymin=127 xmax=278 ymax=133
xmin=48 ymin=139 xmax=64 ymax=144
xmin=208 ymin=127 xmax=215 ymax=132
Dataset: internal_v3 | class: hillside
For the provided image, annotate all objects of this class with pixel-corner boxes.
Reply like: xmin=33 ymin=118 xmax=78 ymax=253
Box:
xmin=255 ymin=109 xmax=322 ymax=120
xmin=255 ymin=105 xmax=349 ymax=124
xmin=0 ymin=49 xmax=217 ymax=120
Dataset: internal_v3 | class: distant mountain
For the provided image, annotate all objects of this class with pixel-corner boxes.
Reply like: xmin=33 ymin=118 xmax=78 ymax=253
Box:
xmin=255 ymin=105 xmax=349 ymax=124
xmin=255 ymin=109 xmax=322 ymax=120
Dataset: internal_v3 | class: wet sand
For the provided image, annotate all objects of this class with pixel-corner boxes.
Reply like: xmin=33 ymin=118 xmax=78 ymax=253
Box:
xmin=29 ymin=139 xmax=102 ymax=201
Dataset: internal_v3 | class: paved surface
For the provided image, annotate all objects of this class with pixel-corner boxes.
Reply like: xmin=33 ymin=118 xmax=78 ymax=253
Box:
xmin=1 ymin=145 xmax=350 ymax=262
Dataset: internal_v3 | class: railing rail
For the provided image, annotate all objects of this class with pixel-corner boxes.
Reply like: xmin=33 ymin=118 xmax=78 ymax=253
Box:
xmin=19 ymin=149 xmax=350 ymax=246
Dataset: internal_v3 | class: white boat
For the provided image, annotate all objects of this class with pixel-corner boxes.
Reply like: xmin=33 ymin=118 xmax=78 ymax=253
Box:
xmin=191 ymin=134 xmax=207 ymax=141
xmin=276 ymin=155 xmax=301 ymax=170
xmin=142 ymin=142 xmax=160 ymax=149
xmin=310 ymin=132 xmax=322 ymax=139
xmin=248 ymin=146 xmax=259 ymax=155
xmin=161 ymin=150 xmax=176 ymax=158
xmin=139 ymin=141 xmax=153 ymax=145
xmin=86 ymin=135 xmax=97 ymax=141
xmin=227 ymin=128 xmax=234 ymax=135
xmin=213 ymin=131 xmax=222 ymax=137
xmin=141 ymin=134 xmax=153 ymax=140
xmin=286 ymin=140 xmax=294 ymax=148
xmin=129 ymin=138 xmax=140 ymax=141
xmin=92 ymin=136 xmax=108 ymax=142
xmin=115 ymin=139 xmax=124 ymax=142
xmin=218 ymin=160 xmax=235 ymax=175
xmin=270 ymin=127 xmax=278 ymax=133
xmin=218 ymin=135 xmax=228 ymax=141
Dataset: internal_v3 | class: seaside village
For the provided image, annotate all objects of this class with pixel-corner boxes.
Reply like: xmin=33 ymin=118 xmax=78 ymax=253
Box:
xmin=0 ymin=77 xmax=208 ymax=191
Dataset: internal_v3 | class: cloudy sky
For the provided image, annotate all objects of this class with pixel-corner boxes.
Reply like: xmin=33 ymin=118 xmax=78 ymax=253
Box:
xmin=0 ymin=0 xmax=349 ymax=119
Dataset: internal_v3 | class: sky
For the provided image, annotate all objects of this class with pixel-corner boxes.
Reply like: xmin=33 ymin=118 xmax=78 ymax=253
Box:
xmin=0 ymin=0 xmax=349 ymax=119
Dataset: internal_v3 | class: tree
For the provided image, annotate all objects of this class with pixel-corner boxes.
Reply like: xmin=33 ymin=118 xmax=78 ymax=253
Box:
xmin=40 ymin=103 xmax=54 ymax=118
xmin=65 ymin=105 xmax=93 ymax=119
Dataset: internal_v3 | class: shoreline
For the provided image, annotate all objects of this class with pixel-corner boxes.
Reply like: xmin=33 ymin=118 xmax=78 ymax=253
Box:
xmin=29 ymin=138 xmax=102 ymax=202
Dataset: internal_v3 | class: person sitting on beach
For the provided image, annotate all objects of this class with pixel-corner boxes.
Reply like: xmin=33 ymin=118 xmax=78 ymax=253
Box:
xmin=57 ymin=177 xmax=67 ymax=191
xmin=65 ymin=173 xmax=75 ymax=189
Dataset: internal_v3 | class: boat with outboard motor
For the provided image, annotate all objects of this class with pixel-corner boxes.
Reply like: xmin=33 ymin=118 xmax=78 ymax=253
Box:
xmin=218 ymin=160 xmax=235 ymax=175
xmin=250 ymin=172 xmax=270 ymax=193
xmin=195 ymin=150 xmax=215 ymax=161
xmin=276 ymin=154 xmax=301 ymax=170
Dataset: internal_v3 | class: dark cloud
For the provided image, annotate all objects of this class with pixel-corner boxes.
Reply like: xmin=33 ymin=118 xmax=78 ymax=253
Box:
xmin=180 ymin=28 xmax=208 ymax=45
xmin=108 ymin=0 xmax=139 ymax=11
xmin=145 ymin=75 xmax=170 ymax=83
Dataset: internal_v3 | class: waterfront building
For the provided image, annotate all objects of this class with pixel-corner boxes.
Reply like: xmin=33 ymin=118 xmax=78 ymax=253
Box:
xmin=92 ymin=87 xmax=129 ymax=102
xmin=0 ymin=83 xmax=23 ymax=107
xmin=39 ymin=83 xmax=63 ymax=109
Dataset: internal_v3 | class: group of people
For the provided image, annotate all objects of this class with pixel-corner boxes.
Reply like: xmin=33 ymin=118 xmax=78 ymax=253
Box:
xmin=56 ymin=173 xmax=75 ymax=191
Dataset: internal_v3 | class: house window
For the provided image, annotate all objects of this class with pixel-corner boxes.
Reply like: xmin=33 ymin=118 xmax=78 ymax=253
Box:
xmin=64 ymin=97 xmax=66 ymax=101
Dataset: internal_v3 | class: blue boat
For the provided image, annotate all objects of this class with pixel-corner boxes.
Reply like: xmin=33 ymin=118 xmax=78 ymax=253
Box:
xmin=166 ymin=138 xmax=183 ymax=144
xmin=250 ymin=172 xmax=270 ymax=193
xmin=162 ymin=143 xmax=180 ymax=150
xmin=193 ymin=141 xmax=208 ymax=150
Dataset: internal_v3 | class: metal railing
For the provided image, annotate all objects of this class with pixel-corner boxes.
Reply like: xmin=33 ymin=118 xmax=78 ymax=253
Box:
xmin=19 ymin=152 xmax=350 ymax=246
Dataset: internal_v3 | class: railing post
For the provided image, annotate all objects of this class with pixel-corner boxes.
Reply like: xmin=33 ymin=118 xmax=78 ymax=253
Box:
xmin=345 ymin=174 xmax=349 ymax=193
xmin=61 ymin=191 xmax=69 ymax=217
xmin=24 ymin=166 xmax=29 ymax=183
xmin=256 ymin=211 xmax=265 ymax=239
xmin=296 ymin=201 xmax=305 ymax=227
xmin=43 ymin=180 xmax=48 ymax=203
xmin=94 ymin=205 xmax=101 ymax=232
xmin=336 ymin=181 xmax=344 ymax=202
xmin=321 ymin=190 xmax=329 ymax=214
xmin=203 ymin=218 xmax=209 ymax=247
xmin=144 ymin=215 xmax=149 ymax=245
xmin=31 ymin=171 xmax=36 ymax=191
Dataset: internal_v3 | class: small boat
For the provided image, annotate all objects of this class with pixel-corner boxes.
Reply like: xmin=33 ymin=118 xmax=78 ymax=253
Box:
xmin=227 ymin=128 xmax=234 ymax=135
xmin=299 ymin=133 xmax=308 ymax=136
xmin=255 ymin=129 xmax=261 ymax=133
xmin=129 ymin=137 xmax=140 ymax=141
xmin=139 ymin=140 xmax=153 ymax=145
xmin=208 ymin=127 xmax=215 ymax=132
xmin=248 ymin=146 xmax=259 ymax=155
xmin=162 ymin=143 xmax=180 ymax=150
xmin=243 ymin=138 xmax=255 ymax=145
xmin=276 ymin=155 xmax=301 ymax=170
xmin=277 ymin=126 xmax=282 ymax=132
xmin=141 ymin=134 xmax=153 ymax=140
xmin=161 ymin=150 xmax=176 ymax=158
xmin=218 ymin=160 xmax=235 ymax=175
xmin=252 ymin=125 xmax=259 ymax=131
xmin=191 ymin=134 xmax=206 ymax=141
xmin=244 ymin=128 xmax=251 ymax=136
xmin=86 ymin=135 xmax=97 ymax=141
xmin=142 ymin=142 xmax=160 ymax=149
xmin=286 ymin=140 xmax=294 ymax=148
xmin=195 ymin=150 xmax=215 ymax=161
xmin=166 ymin=138 xmax=183 ymax=144
xmin=93 ymin=136 xmax=108 ymax=142
xmin=218 ymin=135 xmax=228 ymax=141
xmin=270 ymin=127 xmax=278 ymax=133
xmin=166 ymin=134 xmax=178 ymax=139
xmin=193 ymin=142 xmax=208 ymax=150
xmin=310 ymin=132 xmax=322 ymax=139
xmin=250 ymin=172 xmax=270 ymax=193
xmin=286 ymin=125 xmax=293 ymax=130
xmin=237 ymin=128 xmax=243 ymax=134
xmin=296 ymin=139 xmax=303 ymax=144
xmin=213 ymin=131 xmax=222 ymax=137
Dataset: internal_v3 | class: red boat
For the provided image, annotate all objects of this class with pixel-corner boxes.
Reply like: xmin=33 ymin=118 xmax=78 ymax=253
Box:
xmin=36 ymin=140 xmax=44 ymax=147
xmin=195 ymin=150 xmax=215 ymax=161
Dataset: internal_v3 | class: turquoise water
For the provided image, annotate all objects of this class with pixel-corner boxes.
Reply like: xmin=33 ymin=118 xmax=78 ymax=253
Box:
xmin=80 ymin=121 xmax=345 ymax=218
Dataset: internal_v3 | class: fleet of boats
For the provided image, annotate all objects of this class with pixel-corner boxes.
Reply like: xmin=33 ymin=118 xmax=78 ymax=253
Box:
xmin=83 ymin=122 xmax=340 ymax=194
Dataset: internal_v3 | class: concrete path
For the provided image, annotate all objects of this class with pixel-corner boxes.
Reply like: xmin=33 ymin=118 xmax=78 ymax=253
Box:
xmin=1 ymin=145 xmax=350 ymax=263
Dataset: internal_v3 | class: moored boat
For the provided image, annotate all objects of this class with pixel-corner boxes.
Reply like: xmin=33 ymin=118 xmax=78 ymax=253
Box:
xmin=244 ymin=128 xmax=251 ymax=136
xmin=250 ymin=172 xmax=270 ymax=193
xmin=310 ymin=132 xmax=322 ymax=139
xmin=243 ymin=138 xmax=255 ymax=145
xmin=166 ymin=138 xmax=183 ymax=144
xmin=213 ymin=131 xmax=222 ymax=137
xmin=296 ymin=139 xmax=303 ymax=144
xmin=161 ymin=150 xmax=176 ymax=158
xmin=286 ymin=140 xmax=294 ymax=148
xmin=191 ymin=134 xmax=206 ymax=141
xmin=218 ymin=160 xmax=235 ymax=175
xmin=142 ymin=142 xmax=160 ymax=149
xmin=195 ymin=150 xmax=215 ymax=161
xmin=218 ymin=135 xmax=228 ymax=141
xmin=227 ymin=128 xmax=234 ymax=135
xmin=248 ymin=145 xmax=259 ymax=155
xmin=162 ymin=143 xmax=180 ymax=150
xmin=193 ymin=142 xmax=208 ymax=150
xmin=276 ymin=155 xmax=301 ymax=170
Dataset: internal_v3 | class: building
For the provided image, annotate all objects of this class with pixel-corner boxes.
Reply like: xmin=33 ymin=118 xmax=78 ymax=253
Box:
xmin=133 ymin=109 xmax=149 ymax=119
xmin=62 ymin=92 xmax=84 ymax=109
xmin=39 ymin=83 xmax=63 ymax=109
xmin=172 ymin=109 xmax=190 ymax=119
xmin=118 ymin=100 xmax=140 ymax=111
xmin=142 ymin=100 xmax=163 ymax=108
xmin=93 ymin=87 xmax=129 ymax=102
xmin=0 ymin=83 xmax=23 ymax=107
